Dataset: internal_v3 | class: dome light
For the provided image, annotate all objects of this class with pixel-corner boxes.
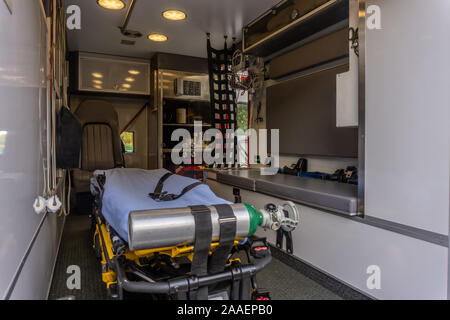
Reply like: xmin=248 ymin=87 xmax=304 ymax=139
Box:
xmin=162 ymin=10 xmax=186 ymax=21
xmin=148 ymin=34 xmax=168 ymax=42
xmin=97 ymin=0 xmax=125 ymax=10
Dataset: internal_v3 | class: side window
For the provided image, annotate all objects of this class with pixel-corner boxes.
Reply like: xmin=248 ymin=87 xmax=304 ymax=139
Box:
xmin=120 ymin=131 xmax=135 ymax=153
xmin=0 ymin=131 xmax=6 ymax=155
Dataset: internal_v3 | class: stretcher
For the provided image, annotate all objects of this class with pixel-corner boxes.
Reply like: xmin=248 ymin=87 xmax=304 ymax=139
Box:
xmin=90 ymin=168 xmax=299 ymax=300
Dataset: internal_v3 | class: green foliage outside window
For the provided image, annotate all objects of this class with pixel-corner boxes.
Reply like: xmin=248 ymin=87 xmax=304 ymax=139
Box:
xmin=237 ymin=103 xmax=248 ymax=131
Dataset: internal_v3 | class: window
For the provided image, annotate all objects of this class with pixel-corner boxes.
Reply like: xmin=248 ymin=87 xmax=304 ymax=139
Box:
xmin=0 ymin=131 xmax=7 ymax=155
xmin=237 ymin=103 xmax=248 ymax=131
xmin=120 ymin=131 xmax=135 ymax=153
xmin=236 ymin=96 xmax=249 ymax=166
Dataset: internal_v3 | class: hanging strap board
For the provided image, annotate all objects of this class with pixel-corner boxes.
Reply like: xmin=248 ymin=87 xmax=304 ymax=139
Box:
xmin=207 ymin=35 xmax=238 ymax=166
xmin=190 ymin=205 xmax=213 ymax=299
xmin=208 ymin=204 xmax=237 ymax=274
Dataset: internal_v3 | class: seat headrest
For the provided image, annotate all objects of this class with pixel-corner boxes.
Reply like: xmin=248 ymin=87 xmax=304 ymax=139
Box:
xmin=75 ymin=99 xmax=119 ymax=129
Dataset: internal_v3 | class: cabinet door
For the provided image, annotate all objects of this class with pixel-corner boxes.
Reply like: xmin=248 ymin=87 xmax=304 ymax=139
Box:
xmin=78 ymin=53 xmax=150 ymax=95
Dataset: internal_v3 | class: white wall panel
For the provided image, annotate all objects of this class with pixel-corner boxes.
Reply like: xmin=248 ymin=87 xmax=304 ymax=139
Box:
xmin=208 ymin=180 xmax=448 ymax=299
xmin=0 ymin=0 xmax=64 ymax=299
xmin=365 ymin=0 xmax=450 ymax=234
xmin=9 ymin=213 xmax=65 ymax=300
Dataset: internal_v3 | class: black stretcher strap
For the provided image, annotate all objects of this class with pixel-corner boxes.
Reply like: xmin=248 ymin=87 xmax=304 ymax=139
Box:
xmin=190 ymin=205 xmax=213 ymax=300
xmin=151 ymin=172 xmax=173 ymax=197
xmin=208 ymin=204 xmax=237 ymax=274
xmin=149 ymin=173 xmax=203 ymax=202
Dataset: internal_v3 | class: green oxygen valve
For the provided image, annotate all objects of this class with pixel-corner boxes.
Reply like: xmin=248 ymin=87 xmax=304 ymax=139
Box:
xmin=245 ymin=201 xmax=299 ymax=236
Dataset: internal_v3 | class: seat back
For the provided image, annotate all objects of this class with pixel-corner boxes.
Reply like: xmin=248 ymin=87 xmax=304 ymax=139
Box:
xmin=73 ymin=100 xmax=123 ymax=193
xmin=75 ymin=99 xmax=123 ymax=170
xmin=81 ymin=124 xmax=115 ymax=170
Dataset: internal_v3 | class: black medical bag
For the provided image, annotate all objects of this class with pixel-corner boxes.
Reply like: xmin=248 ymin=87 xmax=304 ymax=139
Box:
xmin=56 ymin=106 xmax=82 ymax=169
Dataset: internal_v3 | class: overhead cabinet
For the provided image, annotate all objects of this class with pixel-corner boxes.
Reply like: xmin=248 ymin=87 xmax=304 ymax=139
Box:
xmin=75 ymin=52 xmax=150 ymax=96
xmin=243 ymin=0 xmax=348 ymax=57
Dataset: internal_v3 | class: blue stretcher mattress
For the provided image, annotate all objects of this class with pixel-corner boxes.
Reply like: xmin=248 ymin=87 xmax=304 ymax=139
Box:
xmin=92 ymin=168 xmax=230 ymax=242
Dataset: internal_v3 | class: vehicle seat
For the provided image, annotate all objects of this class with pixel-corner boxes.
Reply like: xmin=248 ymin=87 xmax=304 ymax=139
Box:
xmin=73 ymin=99 xmax=123 ymax=193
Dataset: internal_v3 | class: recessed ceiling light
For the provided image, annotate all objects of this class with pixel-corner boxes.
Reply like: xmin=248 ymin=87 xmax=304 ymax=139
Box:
xmin=148 ymin=34 xmax=168 ymax=42
xmin=128 ymin=70 xmax=140 ymax=75
xmin=93 ymin=80 xmax=103 ymax=84
xmin=97 ymin=0 xmax=125 ymax=10
xmin=125 ymin=77 xmax=135 ymax=82
xmin=93 ymin=85 xmax=103 ymax=89
xmin=122 ymin=83 xmax=131 ymax=88
xmin=162 ymin=10 xmax=186 ymax=21
xmin=92 ymin=72 xmax=103 ymax=78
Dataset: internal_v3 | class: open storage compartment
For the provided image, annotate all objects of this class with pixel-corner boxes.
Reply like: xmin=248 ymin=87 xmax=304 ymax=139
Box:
xmin=243 ymin=0 xmax=349 ymax=57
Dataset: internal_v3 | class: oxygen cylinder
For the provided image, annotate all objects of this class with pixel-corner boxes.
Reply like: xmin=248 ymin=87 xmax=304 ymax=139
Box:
xmin=128 ymin=202 xmax=299 ymax=251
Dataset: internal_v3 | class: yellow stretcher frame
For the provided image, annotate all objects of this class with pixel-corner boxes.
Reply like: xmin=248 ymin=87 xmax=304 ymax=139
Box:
xmin=93 ymin=213 xmax=242 ymax=290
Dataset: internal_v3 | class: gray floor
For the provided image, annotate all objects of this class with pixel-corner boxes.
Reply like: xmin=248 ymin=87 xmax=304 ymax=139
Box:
xmin=256 ymin=256 xmax=341 ymax=300
xmin=48 ymin=215 xmax=341 ymax=300
xmin=48 ymin=215 xmax=112 ymax=300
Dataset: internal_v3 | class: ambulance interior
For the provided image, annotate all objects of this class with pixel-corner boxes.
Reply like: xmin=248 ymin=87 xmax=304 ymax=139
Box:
xmin=0 ymin=0 xmax=449 ymax=300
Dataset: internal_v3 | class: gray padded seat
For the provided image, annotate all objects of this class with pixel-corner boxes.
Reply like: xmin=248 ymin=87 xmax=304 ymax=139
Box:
xmin=73 ymin=100 xmax=123 ymax=193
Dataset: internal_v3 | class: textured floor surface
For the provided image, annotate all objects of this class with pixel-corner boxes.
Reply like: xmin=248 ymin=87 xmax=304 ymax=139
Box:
xmin=48 ymin=215 xmax=112 ymax=300
xmin=48 ymin=215 xmax=341 ymax=300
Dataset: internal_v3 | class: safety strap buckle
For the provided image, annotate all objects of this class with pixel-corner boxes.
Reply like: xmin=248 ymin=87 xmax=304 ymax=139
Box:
xmin=149 ymin=191 xmax=177 ymax=202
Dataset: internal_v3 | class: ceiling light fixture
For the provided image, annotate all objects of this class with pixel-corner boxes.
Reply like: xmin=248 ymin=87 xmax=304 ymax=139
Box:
xmin=148 ymin=34 xmax=168 ymax=42
xmin=97 ymin=0 xmax=125 ymax=10
xmin=162 ymin=10 xmax=187 ymax=21
xmin=92 ymin=72 xmax=103 ymax=78
xmin=122 ymin=83 xmax=131 ymax=88
xmin=93 ymin=80 xmax=103 ymax=84
xmin=93 ymin=85 xmax=103 ymax=89
xmin=128 ymin=70 xmax=140 ymax=75
xmin=125 ymin=77 xmax=135 ymax=82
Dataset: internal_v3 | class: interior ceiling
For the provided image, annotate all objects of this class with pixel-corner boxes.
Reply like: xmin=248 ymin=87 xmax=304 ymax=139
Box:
xmin=64 ymin=0 xmax=280 ymax=59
